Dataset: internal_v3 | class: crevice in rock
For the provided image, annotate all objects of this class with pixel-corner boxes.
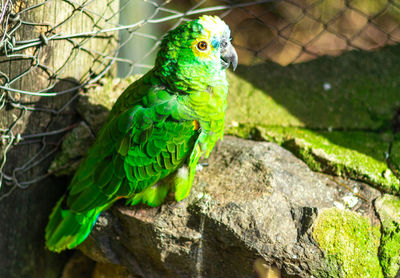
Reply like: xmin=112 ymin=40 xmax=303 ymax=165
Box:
xmin=290 ymin=207 xmax=318 ymax=242
xmin=372 ymin=198 xmax=386 ymax=276
xmin=386 ymin=142 xmax=400 ymax=181
xmin=391 ymin=108 xmax=400 ymax=135
xmin=248 ymin=126 xmax=264 ymax=141
xmin=385 ymin=108 xmax=400 ymax=182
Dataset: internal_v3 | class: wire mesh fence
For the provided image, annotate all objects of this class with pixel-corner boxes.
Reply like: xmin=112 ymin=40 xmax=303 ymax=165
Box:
xmin=1 ymin=0 xmax=399 ymax=200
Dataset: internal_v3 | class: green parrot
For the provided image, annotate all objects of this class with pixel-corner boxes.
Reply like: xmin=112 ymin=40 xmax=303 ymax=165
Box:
xmin=45 ymin=15 xmax=238 ymax=252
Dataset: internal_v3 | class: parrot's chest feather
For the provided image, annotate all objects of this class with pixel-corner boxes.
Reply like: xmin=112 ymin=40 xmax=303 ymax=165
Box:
xmin=185 ymin=83 xmax=228 ymax=138
xmin=189 ymin=84 xmax=227 ymax=117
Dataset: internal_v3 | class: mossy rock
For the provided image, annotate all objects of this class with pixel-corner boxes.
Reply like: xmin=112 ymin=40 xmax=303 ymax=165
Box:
xmin=242 ymin=126 xmax=399 ymax=194
xmin=312 ymin=208 xmax=383 ymax=278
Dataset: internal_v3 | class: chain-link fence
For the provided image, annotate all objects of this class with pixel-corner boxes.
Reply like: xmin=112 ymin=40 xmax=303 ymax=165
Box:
xmin=1 ymin=0 xmax=399 ymax=200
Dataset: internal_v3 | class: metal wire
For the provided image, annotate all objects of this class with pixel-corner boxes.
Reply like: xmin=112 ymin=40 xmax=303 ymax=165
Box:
xmin=1 ymin=0 xmax=399 ymax=200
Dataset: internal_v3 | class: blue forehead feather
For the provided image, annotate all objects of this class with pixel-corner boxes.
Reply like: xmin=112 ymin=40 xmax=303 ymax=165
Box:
xmin=211 ymin=37 xmax=220 ymax=48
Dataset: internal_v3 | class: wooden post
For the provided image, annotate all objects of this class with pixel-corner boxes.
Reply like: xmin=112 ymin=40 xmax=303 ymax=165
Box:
xmin=0 ymin=0 xmax=118 ymax=277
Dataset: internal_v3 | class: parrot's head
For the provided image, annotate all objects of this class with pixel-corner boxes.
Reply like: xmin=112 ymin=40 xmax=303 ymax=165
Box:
xmin=155 ymin=15 xmax=238 ymax=91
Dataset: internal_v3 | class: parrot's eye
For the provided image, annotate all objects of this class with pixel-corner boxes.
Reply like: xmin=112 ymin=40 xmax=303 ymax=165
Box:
xmin=197 ymin=41 xmax=208 ymax=51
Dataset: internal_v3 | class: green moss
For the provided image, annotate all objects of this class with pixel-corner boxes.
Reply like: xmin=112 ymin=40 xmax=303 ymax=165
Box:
xmin=390 ymin=137 xmax=400 ymax=179
xmin=313 ymin=208 xmax=383 ymax=278
xmin=226 ymin=123 xmax=253 ymax=140
xmin=380 ymin=230 xmax=400 ymax=278
xmin=375 ymin=195 xmax=400 ymax=277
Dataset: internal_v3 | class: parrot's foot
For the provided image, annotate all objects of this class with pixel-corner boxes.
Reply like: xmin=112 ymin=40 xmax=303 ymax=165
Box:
xmin=173 ymin=166 xmax=192 ymax=202
xmin=126 ymin=181 xmax=170 ymax=207
xmin=126 ymin=164 xmax=195 ymax=207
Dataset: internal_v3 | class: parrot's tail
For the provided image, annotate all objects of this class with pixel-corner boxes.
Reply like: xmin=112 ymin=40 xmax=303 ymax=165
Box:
xmin=45 ymin=196 xmax=101 ymax=252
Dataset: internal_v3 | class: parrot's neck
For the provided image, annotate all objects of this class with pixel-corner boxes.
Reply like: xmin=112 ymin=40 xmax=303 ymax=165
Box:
xmin=154 ymin=58 xmax=228 ymax=92
xmin=154 ymin=64 xmax=228 ymax=136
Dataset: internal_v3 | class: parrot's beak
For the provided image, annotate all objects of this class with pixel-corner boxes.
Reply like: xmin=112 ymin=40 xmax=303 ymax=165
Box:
xmin=221 ymin=41 xmax=238 ymax=71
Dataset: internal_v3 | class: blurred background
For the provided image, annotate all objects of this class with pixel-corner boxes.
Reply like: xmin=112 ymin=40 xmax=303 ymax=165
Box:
xmin=117 ymin=0 xmax=400 ymax=74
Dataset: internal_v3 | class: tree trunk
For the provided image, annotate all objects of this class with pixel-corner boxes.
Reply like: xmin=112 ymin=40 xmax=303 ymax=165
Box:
xmin=0 ymin=0 xmax=118 ymax=277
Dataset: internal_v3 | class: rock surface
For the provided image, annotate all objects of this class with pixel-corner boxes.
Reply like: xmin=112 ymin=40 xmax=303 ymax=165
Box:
xmin=78 ymin=136 xmax=384 ymax=277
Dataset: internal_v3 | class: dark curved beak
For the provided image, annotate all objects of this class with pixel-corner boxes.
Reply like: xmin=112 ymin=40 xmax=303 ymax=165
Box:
xmin=221 ymin=42 xmax=238 ymax=71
